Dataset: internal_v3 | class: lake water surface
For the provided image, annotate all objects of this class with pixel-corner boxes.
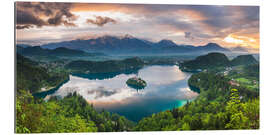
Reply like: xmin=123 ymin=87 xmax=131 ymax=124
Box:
xmin=46 ymin=65 xmax=199 ymax=121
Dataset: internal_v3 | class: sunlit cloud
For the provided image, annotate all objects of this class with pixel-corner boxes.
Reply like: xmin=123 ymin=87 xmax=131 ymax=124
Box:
xmin=223 ymin=34 xmax=259 ymax=49
xmin=223 ymin=34 xmax=244 ymax=44
xmin=15 ymin=2 xmax=259 ymax=51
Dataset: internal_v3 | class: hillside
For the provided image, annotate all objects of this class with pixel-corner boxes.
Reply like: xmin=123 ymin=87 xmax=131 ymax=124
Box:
xmin=50 ymin=47 xmax=89 ymax=56
xmin=16 ymin=54 xmax=69 ymax=93
xmin=180 ymin=52 xmax=230 ymax=71
xmin=65 ymin=57 xmax=145 ymax=74
xmin=18 ymin=46 xmax=50 ymax=56
xmin=230 ymin=55 xmax=258 ymax=66
xmin=244 ymin=64 xmax=259 ymax=78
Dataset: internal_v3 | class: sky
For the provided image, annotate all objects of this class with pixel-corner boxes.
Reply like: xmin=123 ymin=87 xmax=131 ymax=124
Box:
xmin=15 ymin=2 xmax=260 ymax=52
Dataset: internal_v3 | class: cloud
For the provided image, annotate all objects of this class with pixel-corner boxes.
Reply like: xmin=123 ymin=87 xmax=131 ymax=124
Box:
xmin=16 ymin=24 xmax=33 ymax=29
xmin=16 ymin=2 xmax=259 ymax=50
xmin=16 ymin=2 xmax=77 ymax=29
xmin=87 ymin=86 xmax=119 ymax=99
xmin=184 ymin=32 xmax=194 ymax=40
xmin=47 ymin=12 xmax=77 ymax=27
xmin=86 ymin=16 xmax=116 ymax=27
xmin=16 ymin=9 xmax=46 ymax=28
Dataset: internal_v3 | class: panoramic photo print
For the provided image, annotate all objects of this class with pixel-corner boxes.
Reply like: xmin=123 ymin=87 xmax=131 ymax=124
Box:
xmin=15 ymin=2 xmax=259 ymax=133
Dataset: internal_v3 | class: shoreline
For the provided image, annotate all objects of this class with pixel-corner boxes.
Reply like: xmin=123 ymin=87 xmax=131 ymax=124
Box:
xmin=32 ymin=77 xmax=70 ymax=98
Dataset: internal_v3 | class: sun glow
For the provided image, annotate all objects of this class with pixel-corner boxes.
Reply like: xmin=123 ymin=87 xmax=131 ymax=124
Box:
xmin=223 ymin=34 xmax=259 ymax=49
xmin=223 ymin=34 xmax=244 ymax=44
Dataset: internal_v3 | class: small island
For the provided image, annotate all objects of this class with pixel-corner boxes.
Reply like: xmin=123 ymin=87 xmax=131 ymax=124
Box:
xmin=126 ymin=77 xmax=147 ymax=90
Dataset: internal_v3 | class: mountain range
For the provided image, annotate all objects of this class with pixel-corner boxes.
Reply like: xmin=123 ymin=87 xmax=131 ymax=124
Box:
xmin=17 ymin=35 xmax=232 ymax=54
xmin=230 ymin=46 xmax=249 ymax=53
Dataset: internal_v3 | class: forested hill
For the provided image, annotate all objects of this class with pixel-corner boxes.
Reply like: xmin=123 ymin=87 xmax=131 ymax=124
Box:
xmin=180 ymin=52 xmax=230 ymax=71
xmin=230 ymin=55 xmax=258 ymax=66
xmin=16 ymin=54 xmax=69 ymax=93
xmin=180 ymin=52 xmax=258 ymax=72
xmin=65 ymin=57 xmax=145 ymax=74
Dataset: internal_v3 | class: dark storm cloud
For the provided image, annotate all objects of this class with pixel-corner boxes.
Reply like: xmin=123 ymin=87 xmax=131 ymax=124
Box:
xmin=86 ymin=16 xmax=117 ymax=27
xmin=15 ymin=2 xmax=77 ymax=29
xmin=16 ymin=9 xmax=46 ymax=27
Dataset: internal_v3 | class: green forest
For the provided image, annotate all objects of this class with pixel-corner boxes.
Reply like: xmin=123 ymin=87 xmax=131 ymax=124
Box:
xmin=134 ymin=72 xmax=259 ymax=130
xmin=16 ymin=53 xmax=259 ymax=133
xmin=16 ymin=91 xmax=135 ymax=133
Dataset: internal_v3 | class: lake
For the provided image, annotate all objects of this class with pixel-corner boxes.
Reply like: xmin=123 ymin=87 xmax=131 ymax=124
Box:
xmin=44 ymin=65 xmax=199 ymax=122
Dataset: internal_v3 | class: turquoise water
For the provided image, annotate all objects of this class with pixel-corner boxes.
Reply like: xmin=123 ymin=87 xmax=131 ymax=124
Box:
xmin=44 ymin=65 xmax=199 ymax=122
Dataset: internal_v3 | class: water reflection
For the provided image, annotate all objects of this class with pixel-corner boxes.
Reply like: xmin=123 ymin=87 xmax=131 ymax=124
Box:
xmin=49 ymin=65 xmax=199 ymax=121
xmin=72 ymin=69 xmax=140 ymax=80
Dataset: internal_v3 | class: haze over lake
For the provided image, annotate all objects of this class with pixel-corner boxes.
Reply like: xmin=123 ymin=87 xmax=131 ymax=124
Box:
xmin=47 ymin=65 xmax=199 ymax=121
